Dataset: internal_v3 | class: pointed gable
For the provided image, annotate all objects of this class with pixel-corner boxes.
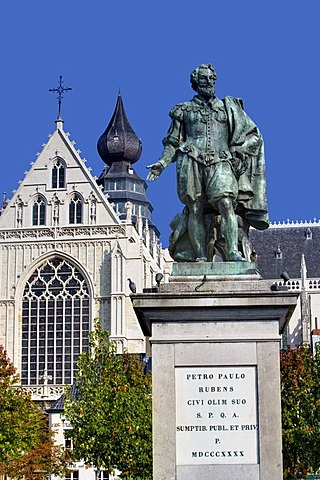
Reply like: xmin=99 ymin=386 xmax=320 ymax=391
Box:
xmin=0 ymin=121 xmax=120 ymax=229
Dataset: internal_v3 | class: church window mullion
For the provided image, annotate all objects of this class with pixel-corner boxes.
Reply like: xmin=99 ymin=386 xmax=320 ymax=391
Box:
xmin=39 ymin=298 xmax=46 ymax=382
xmin=28 ymin=298 xmax=36 ymax=384
xmin=54 ymin=297 xmax=59 ymax=384
xmin=60 ymin=296 xmax=65 ymax=385
xmin=27 ymin=299 xmax=32 ymax=385
xmin=36 ymin=299 xmax=40 ymax=385
xmin=48 ymin=297 xmax=55 ymax=382
xmin=71 ymin=296 xmax=76 ymax=382
xmin=32 ymin=197 xmax=46 ymax=226
xmin=65 ymin=296 xmax=71 ymax=385
xmin=78 ymin=298 xmax=83 ymax=376
xmin=52 ymin=160 xmax=66 ymax=189
xmin=69 ymin=194 xmax=83 ymax=224
xmin=71 ymin=296 xmax=76 ymax=385
xmin=45 ymin=297 xmax=51 ymax=376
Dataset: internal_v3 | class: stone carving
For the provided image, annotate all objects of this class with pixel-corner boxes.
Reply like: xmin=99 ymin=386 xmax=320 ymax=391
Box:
xmin=16 ymin=196 xmax=24 ymax=227
xmin=147 ymin=64 xmax=268 ymax=262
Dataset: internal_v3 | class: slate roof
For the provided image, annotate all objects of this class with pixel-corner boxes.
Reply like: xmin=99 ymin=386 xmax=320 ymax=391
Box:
xmin=46 ymin=393 xmax=65 ymax=413
xmin=249 ymin=221 xmax=320 ymax=280
xmin=97 ymin=93 xmax=142 ymax=165
xmin=46 ymin=385 xmax=78 ymax=413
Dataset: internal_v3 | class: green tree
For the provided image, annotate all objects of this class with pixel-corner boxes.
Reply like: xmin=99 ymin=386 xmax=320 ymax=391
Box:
xmin=64 ymin=322 xmax=152 ymax=479
xmin=0 ymin=345 xmax=41 ymax=464
xmin=281 ymin=344 xmax=320 ymax=479
xmin=0 ymin=345 xmax=67 ymax=479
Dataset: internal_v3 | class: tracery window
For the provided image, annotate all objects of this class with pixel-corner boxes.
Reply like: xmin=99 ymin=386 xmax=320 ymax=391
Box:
xmin=32 ymin=196 xmax=46 ymax=226
xmin=52 ymin=159 xmax=65 ymax=189
xmin=21 ymin=257 xmax=90 ymax=385
xmin=69 ymin=194 xmax=83 ymax=224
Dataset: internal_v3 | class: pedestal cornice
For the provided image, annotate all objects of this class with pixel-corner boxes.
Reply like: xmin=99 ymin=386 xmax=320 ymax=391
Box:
xmin=132 ymin=278 xmax=298 ymax=337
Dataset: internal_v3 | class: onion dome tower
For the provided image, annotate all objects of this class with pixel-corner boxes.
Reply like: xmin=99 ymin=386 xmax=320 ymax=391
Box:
xmin=97 ymin=93 xmax=159 ymax=237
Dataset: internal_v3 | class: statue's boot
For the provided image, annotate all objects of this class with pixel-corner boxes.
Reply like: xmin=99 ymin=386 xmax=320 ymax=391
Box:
xmin=228 ymin=251 xmax=243 ymax=262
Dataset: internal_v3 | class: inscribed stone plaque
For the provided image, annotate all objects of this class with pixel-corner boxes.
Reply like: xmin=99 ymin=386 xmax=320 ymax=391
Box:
xmin=175 ymin=366 xmax=259 ymax=465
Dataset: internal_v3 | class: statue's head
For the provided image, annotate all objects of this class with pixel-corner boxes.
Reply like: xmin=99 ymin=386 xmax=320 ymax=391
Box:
xmin=190 ymin=64 xmax=217 ymax=97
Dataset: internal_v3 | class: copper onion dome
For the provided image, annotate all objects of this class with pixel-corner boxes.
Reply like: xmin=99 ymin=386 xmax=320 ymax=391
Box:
xmin=97 ymin=93 xmax=142 ymax=165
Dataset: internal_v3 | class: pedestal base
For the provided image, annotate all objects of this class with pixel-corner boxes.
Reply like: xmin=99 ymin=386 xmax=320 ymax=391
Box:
xmin=171 ymin=260 xmax=259 ymax=278
xmin=132 ymin=276 xmax=297 ymax=480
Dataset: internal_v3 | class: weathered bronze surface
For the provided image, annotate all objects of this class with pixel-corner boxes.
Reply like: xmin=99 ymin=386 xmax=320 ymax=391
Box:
xmin=147 ymin=63 xmax=269 ymax=263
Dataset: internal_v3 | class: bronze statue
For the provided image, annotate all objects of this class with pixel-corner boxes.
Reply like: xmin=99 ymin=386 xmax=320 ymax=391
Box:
xmin=147 ymin=64 xmax=268 ymax=262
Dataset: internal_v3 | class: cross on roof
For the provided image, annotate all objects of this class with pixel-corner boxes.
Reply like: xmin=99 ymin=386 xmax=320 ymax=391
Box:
xmin=49 ymin=75 xmax=72 ymax=119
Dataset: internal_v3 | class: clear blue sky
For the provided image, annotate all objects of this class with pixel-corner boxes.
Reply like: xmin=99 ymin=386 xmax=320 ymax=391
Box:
xmin=1 ymin=1 xmax=319 ymax=246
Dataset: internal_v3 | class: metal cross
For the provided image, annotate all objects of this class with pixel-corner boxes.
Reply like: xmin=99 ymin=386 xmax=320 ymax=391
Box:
xmin=49 ymin=75 xmax=72 ymax=119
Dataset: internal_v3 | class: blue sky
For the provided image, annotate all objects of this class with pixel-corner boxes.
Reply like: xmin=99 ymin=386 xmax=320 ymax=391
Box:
xmin=1 ymin=1 xmax=319 ymax=246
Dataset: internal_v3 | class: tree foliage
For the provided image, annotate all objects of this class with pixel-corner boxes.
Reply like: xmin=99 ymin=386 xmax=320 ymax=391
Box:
xmin=64 ymin=322 xmax=152 ymax=478
xmin=0 ymin=345 xmax=67 ymax=479
xmin=281 ymin=344 xmax=320 ymax=479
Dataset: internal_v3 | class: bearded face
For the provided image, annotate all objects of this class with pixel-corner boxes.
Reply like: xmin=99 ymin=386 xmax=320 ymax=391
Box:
xmin=196 ymin=68 xmax=216 ymax=100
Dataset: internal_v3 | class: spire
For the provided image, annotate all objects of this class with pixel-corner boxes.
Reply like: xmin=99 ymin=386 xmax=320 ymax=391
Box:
xmin=97 ymin=92 xmax=160 ymax=242
xmin=300 ymin=254 xmax=307 ymax=289
xmin=97 ymin=93 xmax=142 ymax=165
xmin=144 ymin=218 xmax=150 ymax=248
xmin=136 ymin=205 xmax=143 ymax=236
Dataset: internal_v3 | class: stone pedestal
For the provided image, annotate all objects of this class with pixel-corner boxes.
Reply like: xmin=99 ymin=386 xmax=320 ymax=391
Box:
xmin=132 ymin=273 xmax=298 ymax=480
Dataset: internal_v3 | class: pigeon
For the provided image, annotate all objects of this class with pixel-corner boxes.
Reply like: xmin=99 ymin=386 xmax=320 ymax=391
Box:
xmin=127 ymin=278 xmax=136 ymax=293
xmin=250 ymin=251 xmax=257 ymax=263
xmin=155 ymin=272 xmax=163 ymax=287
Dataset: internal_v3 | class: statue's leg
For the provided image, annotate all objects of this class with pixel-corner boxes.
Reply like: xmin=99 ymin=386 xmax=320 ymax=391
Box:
xmin=238 ymin=217 xmax=251 ymax=261
xmin=217 ymin=197 xmax=242 ymax=261
xmin=186 ymin=200 xmax=207 ymax=261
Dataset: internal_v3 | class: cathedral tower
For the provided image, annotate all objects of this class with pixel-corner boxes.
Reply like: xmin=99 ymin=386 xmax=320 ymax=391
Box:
xmin=97 ymin=93 xmax=159 ymax=239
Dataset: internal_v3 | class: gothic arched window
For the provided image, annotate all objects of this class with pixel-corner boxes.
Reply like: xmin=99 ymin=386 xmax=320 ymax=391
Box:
xmin=21 ymin=257 xmax=90 ymax=385
xmin=52 ymin=159 xmax=66 ymax=189
xmin=69 ymin=194 xmax=83 ymax=224
xmin=32 ymin=196 xmax=46 ymax=226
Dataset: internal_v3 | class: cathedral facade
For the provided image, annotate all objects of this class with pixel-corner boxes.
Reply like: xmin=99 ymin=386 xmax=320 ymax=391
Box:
xmin=0 ymin=97 xmax=172 ymax=403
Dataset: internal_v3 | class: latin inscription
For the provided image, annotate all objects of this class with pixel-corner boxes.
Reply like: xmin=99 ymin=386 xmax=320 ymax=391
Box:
xmin=175 ymin=366 xmax=259 ymax=465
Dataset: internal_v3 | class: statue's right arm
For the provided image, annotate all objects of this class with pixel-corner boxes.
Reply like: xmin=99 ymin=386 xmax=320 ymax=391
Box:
xmin=146 ymin=144 xmax=176 ymax=181
xmin=146 ymin=109 xmax=183 ymax=181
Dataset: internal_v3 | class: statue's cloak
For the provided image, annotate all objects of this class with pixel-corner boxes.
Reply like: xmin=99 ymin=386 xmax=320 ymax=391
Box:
xmin=224 ymin=95 xmax=269 ymax=230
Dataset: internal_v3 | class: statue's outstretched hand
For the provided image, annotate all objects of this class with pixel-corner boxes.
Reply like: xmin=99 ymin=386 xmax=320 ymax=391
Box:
xmin=146 ymin=162 xmax=164 ymax=181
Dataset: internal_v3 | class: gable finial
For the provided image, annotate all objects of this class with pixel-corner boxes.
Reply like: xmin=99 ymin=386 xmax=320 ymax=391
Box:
xmin=49 ymin=75 xmax=72 ymax=119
